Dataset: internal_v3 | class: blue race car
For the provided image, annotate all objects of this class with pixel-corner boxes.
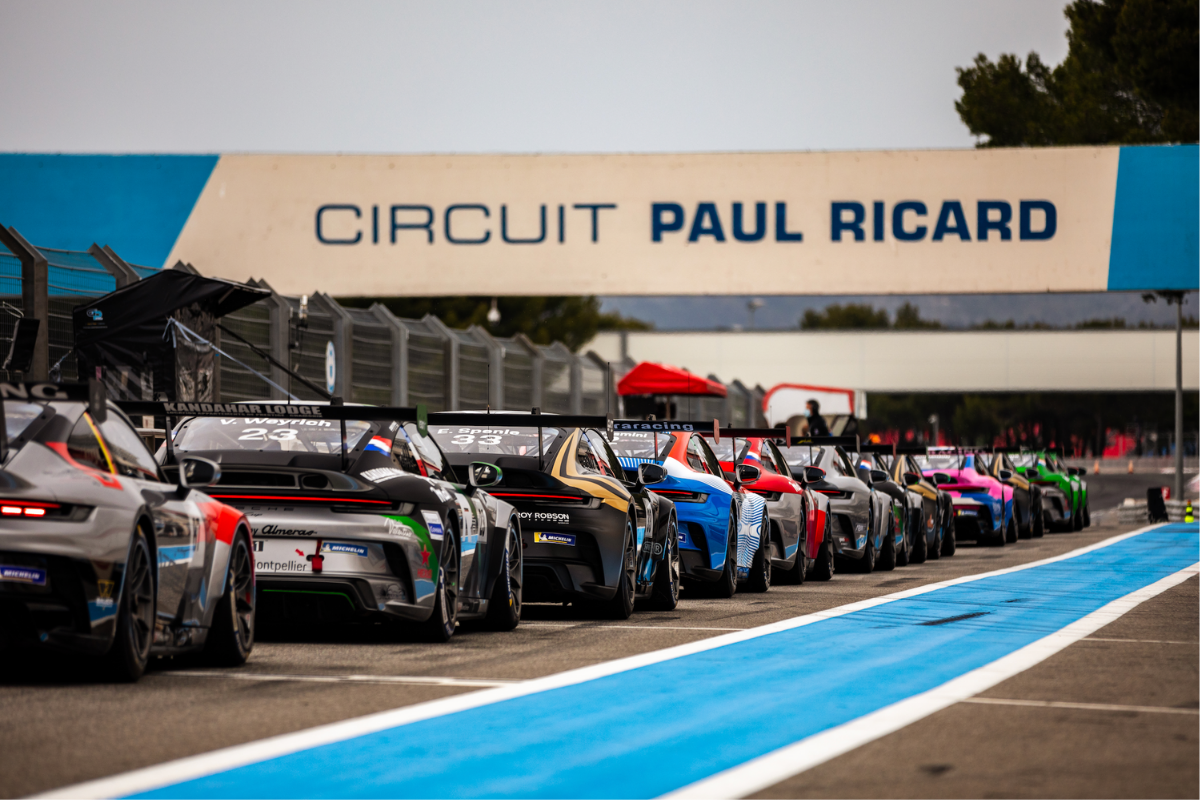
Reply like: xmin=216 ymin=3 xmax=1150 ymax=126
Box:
xmin=610 ymin=421 xmax=770 ymax=597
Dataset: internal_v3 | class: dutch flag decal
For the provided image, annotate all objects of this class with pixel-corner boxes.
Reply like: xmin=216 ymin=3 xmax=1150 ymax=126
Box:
xmin=364 ymin=436 xmax=391 ymax=455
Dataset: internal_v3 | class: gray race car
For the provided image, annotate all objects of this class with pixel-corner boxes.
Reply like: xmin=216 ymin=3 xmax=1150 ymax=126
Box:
xmin=142 ymin=400 xmax=522 ymax=642
xmin=1 ymin=381 xmax=255 ymax=681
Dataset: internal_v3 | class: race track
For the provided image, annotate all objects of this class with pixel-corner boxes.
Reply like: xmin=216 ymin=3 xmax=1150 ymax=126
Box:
xmin=2 ymin=521 xmax=1196 ymax=799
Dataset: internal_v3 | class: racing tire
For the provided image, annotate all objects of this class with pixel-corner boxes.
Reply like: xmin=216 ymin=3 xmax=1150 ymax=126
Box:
xmin=809 ymin=527 xmax=835 ymax=582
xmin=1032 ymin=504 xmax=1045 ymax=538
xmin=708 ymin=514 xmax=739 ymax=599
xmin=1018 ymin=506 xmax=1034 ymax=540
xmin=416 ymin=524 xmax=460 ymax=642
xmin=1005 ymin=517 xmax=1018 ymax=544
xmin=105 ymin=525 xmax=155 ymax=682
xmin=876 ymin=517 xmax=897 ymax=572
xmin=746 ymin=511 xmax=772 ymax=593
xmin=1082 ymin=503 xmax=1091 ymax=529
xmin=852 ymin=537 xmax=876 ymax=574
xmin=910 ymin=521 xmax=929 ymax=565
xmin=1072 ymin=500 xmax=1084 ymax=531
xmin=482 ymin=518 xmax=523 ymax=631
xmin=601 ymin=520 xmax=637 ymax=619
xmin=646 ymin=518 xmax=681 ymax=611
xmin=776 ymin=535 xmax=807 ymax=585
xmin=940 ymin=515 xmax=957 ymax=557
xmin=204 ymin=528 xmax=255 ymax=666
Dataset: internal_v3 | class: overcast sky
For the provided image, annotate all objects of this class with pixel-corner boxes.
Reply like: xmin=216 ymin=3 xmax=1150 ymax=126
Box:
xmin=0 ymin=0 xmax=1070 ymax=153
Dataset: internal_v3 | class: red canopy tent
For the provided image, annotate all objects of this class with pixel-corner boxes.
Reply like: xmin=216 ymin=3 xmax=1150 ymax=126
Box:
xmin=617 ymin=362 xmax=727 ymax=397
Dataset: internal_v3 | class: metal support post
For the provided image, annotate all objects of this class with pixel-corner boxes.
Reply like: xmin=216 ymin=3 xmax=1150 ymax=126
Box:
xmin=0 ymin=226 xmax=48 ymax=379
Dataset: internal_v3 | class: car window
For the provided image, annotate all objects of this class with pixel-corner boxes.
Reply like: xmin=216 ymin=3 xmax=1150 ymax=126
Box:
xmin=100 ymin=416 xmax=161 ymax=481
xmin=404 ymin=423 xmax=454 ymax=482
xmin=174 ymin=416 xmax=372 ymax=455
xmin=430 ymin=423 xmax=559 ymax=456
xmin=766 ymin=441 xmax=790 ymax=477
xmin=585 ymin=430 xmax=621 ymax=479
xmin=609 ymin=431 xmax=674 ymax=459
xmin=392 ymin=426 xmax=423 ymax=475
xmin=685 ymin=436 xmax=709 ymax=473
xmin=67 ymin=414 xmax=112 ymax=473
xmin=576 ymin=433 xmax=606 ymax=476
xmin=696 ymin=437 xmax=724 ymax=477
xmin=777 ymin=445 xmax=815 ymax=471
xmin=3 ymin=402 xmax=43 ymax=443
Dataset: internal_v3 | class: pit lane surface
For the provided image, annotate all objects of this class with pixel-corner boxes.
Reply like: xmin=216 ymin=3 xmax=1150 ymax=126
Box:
xmin=2 ymin=522 xmax=1196 ymax=799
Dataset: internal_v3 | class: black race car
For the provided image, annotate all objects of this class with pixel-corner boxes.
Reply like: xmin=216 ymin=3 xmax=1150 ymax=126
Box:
xmin=137 ymin=400 xmax=522 ymax=642
xmin=429 ymin=412 xmax=680 ymax=618
xmin=1 ymin=382 xmax=254 ymax=680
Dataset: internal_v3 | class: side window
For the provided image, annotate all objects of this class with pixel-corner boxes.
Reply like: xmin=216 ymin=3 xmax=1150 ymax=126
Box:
xmin=67 ymin=414 xmax=112 ymax=472
xmin=686 ymin=436 xmax=708 ymax=473
xmin=392 ymin=427 xmax=424 ymax=475
xmin=767 ymin=442 xmax=789 ymax=477
xmin=575 ymin=433 xmax=603 ymax=475
xmin=756 ymin=443 xmax=777 ymax=474
xmin=405 ymin=424 xmax=453 ymax=482
xmin=99 ymin=417 xmax=161 ymax=481
xmin=837 ymin=449 xmax=856 ymax=477
xmin=585 ymin=430 xmax=618 ymax=478
xmin=697 ymin=437 xmax=723 ymax=477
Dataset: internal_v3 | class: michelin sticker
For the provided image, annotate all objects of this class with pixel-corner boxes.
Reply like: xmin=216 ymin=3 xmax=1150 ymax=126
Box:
xmin=321 ymin=542 xmax=369 ymax=558
xmin=0 ymin=565 xmax=47 ymax=585
xmin=534 ymin=532 xmax=576 ymax=546
xmin=421 ymin=510 xmax=445 ymax=540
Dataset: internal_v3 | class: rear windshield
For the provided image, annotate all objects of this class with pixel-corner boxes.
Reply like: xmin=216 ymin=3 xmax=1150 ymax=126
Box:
xmin=708 ymin=438 xmax=749 ymax=463
xmin=173 ymin=416 xmax=373 ymax=455
xmin=777 ymin=446 xmax=817 ymax=469
xmin=429 ymin=424 xmax=559 ymax=456
xmin=609 ymin=432 xmax=674 ymax=459
xmin=914 ymin=454 xmax=963 ymax=471
xmin=3 ymin=402 xmax=43 ymax=444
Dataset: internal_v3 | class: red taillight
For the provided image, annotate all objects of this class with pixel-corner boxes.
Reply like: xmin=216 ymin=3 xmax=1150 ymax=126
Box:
xmin=1 ymin=501 xmax=59 ymax=517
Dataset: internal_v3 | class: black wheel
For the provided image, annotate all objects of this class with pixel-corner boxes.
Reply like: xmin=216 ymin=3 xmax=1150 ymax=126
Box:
xmin=1032 ymin=498 xmax=1045 ymax=538
xmin=1082 ymin=502 xmax=1091 ymax=529
xmin=483 ymin=517 xmax=522 ymax=631
xmin=1072 ymin=498 xmax=1084 ymax=531
xmin=746 ymin=511 xmax=772 ymax=593
xmin=416 ymin=523 xmax=459 ymax=642
xmin=910 ymin=517 xmax=929 ymax=564
xmin=647 ymin=517 xmax=681 ymax=610
xmin=854 ymin=536 xmax=876 ymax=574
xmin=204 ymin=528 xmax=255 ymax=666
xmin=1018 ymin=502 xmax=1034 ymax=539
xmin=809 ymin=521 xmax=835 ymax=581
xmin=105 ymin=525 xmax=155 ymax=682
xmin=1005 ymin=516 xmax=1018 ymax=544
xmin=710 ymin=513 xmax=739 ymax=598
xmin=876 ymin=515 xmax=897 ymax=571
xmin=776 ymin=523 xmax=807 ymax=586
xmin=940 ymin=514 xmax=957 ymax=557
xmin=602 ymin=520 xmax=637 ymax=619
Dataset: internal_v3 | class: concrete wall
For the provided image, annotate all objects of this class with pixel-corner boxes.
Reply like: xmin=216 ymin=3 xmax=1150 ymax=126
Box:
xmin=587 ymin=328 xmax=1199 ymax=393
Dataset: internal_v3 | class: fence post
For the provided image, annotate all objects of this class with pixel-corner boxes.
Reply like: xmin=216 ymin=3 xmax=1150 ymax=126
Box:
xmin=314 ymin=293 xmax=352 ymax=399
xmin=0 ymin=226 xmax=49 ymax=380
xmin=370 ymin=304 xmax=408 ymax=406
xmin=87 ymin=244 xmax=139 ymax=288
xmin=248 ymin=279 xmax=293 ymax=401
xmin=424 ymin=315 xmax=459 ymax=410
xmin=468 ymin=325 xmax=505 ymax=409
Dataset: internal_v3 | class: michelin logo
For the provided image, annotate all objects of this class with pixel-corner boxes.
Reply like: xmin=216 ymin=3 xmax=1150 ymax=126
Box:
xmin=533 ymin=532 xmax=577 ymax=546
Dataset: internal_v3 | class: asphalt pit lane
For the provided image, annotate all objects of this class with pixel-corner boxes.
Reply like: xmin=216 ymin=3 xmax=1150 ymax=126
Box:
xmin=878 ymin=577 xmax=919 ymax=587
xmin=918 ymin=611 xmax=991 ymax=626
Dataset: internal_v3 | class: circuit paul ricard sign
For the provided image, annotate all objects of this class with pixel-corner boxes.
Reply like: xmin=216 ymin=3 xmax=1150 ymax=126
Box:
xmin=3 ymin=146 xmax=1195 ymax=296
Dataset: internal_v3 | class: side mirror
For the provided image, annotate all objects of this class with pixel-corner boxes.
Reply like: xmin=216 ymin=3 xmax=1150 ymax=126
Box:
xmin=179 ymin=456 xmax=220 ymax=490
xmin=801 ymin=465 xmax=826 ymax=484
xmin=637 ymin=462 xmax=667 ymax=486
xmin=736 ymin=464 xmax=761 ymax=484
xmin=467 ymin=461 xmax=503 ymax=493
xmin=998 ymin=469 xmax=1013 ymax=481
xmin=903 ymin=472 xmax=921 ymax=486
xmin=869 ymin=469 xmax=890 ymax=485
xmin=932 ymin=472 xmax=952 ymax=485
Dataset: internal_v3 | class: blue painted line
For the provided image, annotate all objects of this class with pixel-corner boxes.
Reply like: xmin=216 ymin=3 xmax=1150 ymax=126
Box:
xmin=134 ymin=524 xmax=1197 ymax=800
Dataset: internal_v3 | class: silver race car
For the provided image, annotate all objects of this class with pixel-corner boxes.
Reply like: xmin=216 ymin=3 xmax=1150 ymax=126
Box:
xmin=1 ymin=381 xmax=254 ymax=681
xmin=141 ymin=400 xmax=522 ymax=642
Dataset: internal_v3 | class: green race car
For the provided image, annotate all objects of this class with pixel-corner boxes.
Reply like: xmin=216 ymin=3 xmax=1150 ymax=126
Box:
xmin=1009 ymin=451 xmax=1090 ymax=532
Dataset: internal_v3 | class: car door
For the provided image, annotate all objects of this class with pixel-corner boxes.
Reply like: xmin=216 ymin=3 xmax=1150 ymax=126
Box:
xmin=98 ymin=413 xmax=205 ymax=631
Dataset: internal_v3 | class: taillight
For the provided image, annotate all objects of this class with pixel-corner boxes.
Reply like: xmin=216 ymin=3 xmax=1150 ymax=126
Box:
xmin=0 ymin=500 xmax=90 ymax=521
xmin=650 ymin=489 xmax=708 ymax=503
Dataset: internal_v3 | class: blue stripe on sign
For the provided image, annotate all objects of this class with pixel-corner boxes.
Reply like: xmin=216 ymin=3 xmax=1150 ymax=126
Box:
xmin=0 ymin=154 xmax=218 ymax=268
xmin=132 ymin=524 xmax=1198 ymax=800
xmin=1108 ymin=145 xmax=1200 ymax=291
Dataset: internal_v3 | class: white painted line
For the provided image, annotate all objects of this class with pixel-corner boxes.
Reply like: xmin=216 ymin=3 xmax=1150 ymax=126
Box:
xmin=1084 ymin=637 xmax=1198 ymax=645
xmin=962 ymin=697 xmax=1200 ymax=715
xmin=39 ymin=523 xmax=1175 ymax=800
xmin=662 ymin=559 xmax=1200 ymax=799
xmin=162 ymin=671 xmax=519 ymax=688
xmin=521 ymin=623 xmax=746 ymax=632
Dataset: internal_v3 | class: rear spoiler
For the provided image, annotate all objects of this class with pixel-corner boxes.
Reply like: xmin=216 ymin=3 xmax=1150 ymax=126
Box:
xmin=858 ymin=443 xmax=897 ymax=456
xmin=1 ymin=380 xmax=109 ymax=463
xmin=430 ymin=412 xmax=612 ymax=437
xmin=613 ymin=419 xmax=787 ymax=443
xmin=787 ymin=435 xmax=861 ymax=450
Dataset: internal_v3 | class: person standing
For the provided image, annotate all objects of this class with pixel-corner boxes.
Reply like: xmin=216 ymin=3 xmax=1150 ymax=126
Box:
xmin=807 ymin=399 xmax=830 ymax=437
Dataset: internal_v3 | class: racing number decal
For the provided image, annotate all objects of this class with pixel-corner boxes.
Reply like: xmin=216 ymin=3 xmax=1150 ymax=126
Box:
xmin=238 ymin=428 xmax=299 ymax=442
xmin=449 ymin=432 xmax=503 ymax=446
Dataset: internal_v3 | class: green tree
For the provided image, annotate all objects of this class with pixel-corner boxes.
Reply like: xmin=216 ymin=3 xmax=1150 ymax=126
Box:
xmin=336 ymin=295 xmax=651 ymax=353
xmin=800 ymin=303 xmax=890 ymax=329
xmin=956 ymin=0 xmax=1198 ymax=145
xmin=893 ymin=302 xmax=943 ymax=329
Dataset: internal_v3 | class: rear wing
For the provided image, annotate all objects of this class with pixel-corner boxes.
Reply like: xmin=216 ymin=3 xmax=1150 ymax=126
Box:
xmin=612 ymin=419 xmax=787 ymax=443
xmin=1 ymin=380 xmax=109 ymax=462
xmin=858 ymin=443 xmax=897 ymax=456
xmin=430 ymin=412 xmax=612 ymax=438
xmin=787 ymin=435 xmax=861 ymax=450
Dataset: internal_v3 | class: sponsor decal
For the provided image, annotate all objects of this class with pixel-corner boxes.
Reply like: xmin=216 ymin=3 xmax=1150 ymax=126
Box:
xmin=255 ymin=524 xmax=318 ymax=537
xmin=321 ymin=541 xmax=369 ymax=558
xmin=0 ymin=565 xmax=47 ymax=585
xmin=360 ymin=467 xmax=408 ymax=484
xmin=163 ymin=402 xmax=324 ymax=417
xmin=519 ymin=510 xmax=570 ymax=525
xmin=614 ymin=421 xmax=697 ymax=432
xmin=364 ymin=436 xmax=391 ymax=455
xmin=93 ymin=580 xmax=116 ymax=608
xmin=86 ymin=309 xmax=104 ymax=322
xmin=421 ymin=510 xmax=445 ymax=541
xmin=534 ymin=532 xmax=577 ymax=546
xmin=956 ymin=508 xmax=978 ymax=516
xmin=255 ymin=559 xmax=310 ymax=572
xmin=384 ymin=517 xmax=415 ymax=539
xmin=679 ymin=531 xmax=688 ymax=544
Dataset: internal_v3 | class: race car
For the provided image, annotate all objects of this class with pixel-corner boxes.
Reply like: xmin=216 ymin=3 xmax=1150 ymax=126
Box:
xmin=1010 ymin=450 xmax=1089 ymax=531
xmin=854 ymin=446 xmax=914 ymax=568
xmin=609 ymin=420 xmax=771 ymax=596
xmin=143 ymin=400 xmax=522 ymax=642
xmin=891 ymin=447 xmax=955 ymax=561
xmin=778 ymin=436 xmax=895 ymax=573
xmin=915 ymin=448 xmax=1014 ymax=546
xmin=430 ymin=412 xmax=680 ymax=617
xmin=1 ymin=381 xmax=254 ymax=681
xmin=712 ymin=431 xmax=832 ymax=583
xmin=980 ymin=451 xmax=1044 ymax=538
